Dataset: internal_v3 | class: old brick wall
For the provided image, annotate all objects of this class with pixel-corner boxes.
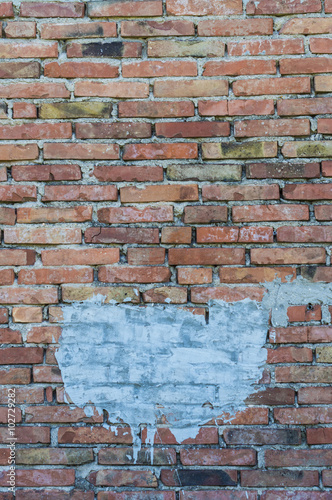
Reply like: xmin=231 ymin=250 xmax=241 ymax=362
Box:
xmin=0 ymin=0 xmax=332 ymax=498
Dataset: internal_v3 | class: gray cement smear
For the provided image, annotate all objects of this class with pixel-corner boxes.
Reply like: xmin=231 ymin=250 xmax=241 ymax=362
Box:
xmin=55 ymin=277 xmax=332 ymax=456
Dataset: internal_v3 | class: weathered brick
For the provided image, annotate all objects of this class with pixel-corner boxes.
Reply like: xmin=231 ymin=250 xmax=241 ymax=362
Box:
xmin=283 ymin=183 xmax=332 ymax=199
xmin=99 ymin=447 xmax=176 ymax=466
xmin=235 ymin=119 xmax=310 ymax=137
xmin=180 ymin=493 xmax=256 ymax=500
xmin=12 ymin=307 xmax=42 ymax=323
xmin=307 ymin=426 xmax=332 ymax=443
xmin=0 ymin=469 xmax=75 ymax=486
xmin=27 ymin=326 xmax=62 ymax=343
xmin=98 ymin=206 xmax=173 ymax=224
xmin=119 ymin=100 xmax=194 ymax=118
xmin=68 ymin=41 xmax=141 ymax=58
xmin=17 ymin=206 xmax=90 ymax=224
xmin=247 ymin=162 xmax=320 ymax=178
xmin=89 ymin=470 xmax=157 ymax=488
xmin=220 ymin=267 xmax=295 ymax=283
xmin=143 ymin=287 xmax=187 ymax=303
xmin=278 ymin=97 xmax=332 ymax=115
xmin=0 ymin=328 xmax=22 ymax=343
xmin=0 ymin=287 xmax=57 ymax=304
xmin=224 ymin=428 xmax=300 ymax=445
xmin=247 ymin=0 xmax=321 ymax=15
xmin=0 ymin=367 xmax=31 ymax=384
xmin=13 ymin=102 xmax=36 ymax=119
xmin=166 ymin=0 xmax=242 ymax=15
xmin=233 ymin=77 xmax=311 ymax=96
xmin=40 ymin=102 xmax=111 ymax=118
xmin=148 ymin=40 xmax=225 ymax=57
xmin=0 ymin=82 xmax=69 ymax=98
xmin=128 ymin=248 xmax=165 ymax=266
xmin=275 ymin=407 xmax=332 ymax=425
xmin=287 ymin=304 xmax=321 ymax=321
xmin=93 ymin=165 xmax=163 ymax=182
xmin=122 ymin=20 xmax=194 ymax=37
xmin=278 ymin=225 xmax=332 ymax=242
xmin=0 ymin=41 xmax=57 ymax=58
xmin=204 ymin=60 xmax=276 ymax=76
xmin=281 ymin=18 xmax=332 ymax=34
xmin=0 ymin=2 xmax=13 ymax=17
xmin=281 ymin=57 xmax=332 ymax=75
xmin=315 ymin=76 xmax=332 ymax=92
xmin=42 ymin=248 xmax=119 ymax=267
xmin=88 ymin=0 xmax=162 ymax=17
xmin=76 ymin=122 xmax=151 ymax=139
xmin=251 ymin=247 xmax=325 ymax=265
xmin=58 ymin=426 xmax=132 ymax=444
xmin=124 ymin=60 xmax=197 ymax=77
xmin=121 ymin=184 xmax=198 ymax=202
xmin=85 ymin=227 xmax=158 ymax=245
xmin=99 ymin=265 xmax=170 ymax=285
xmin=169 ymin=248 xmax=245 ymax=266
xmin=180 ymin=449 xmax=256 ymax=466
xmin=191 ymin=287 xmax=265 ymax=304
xmin=4 ymin=227 xmax=81 ymax=245
xmin=0 ymin=207 xmax=15 ymax=225
xmin=0 ymin=347 xmax=43 ymax=365
xmin=0 ymin=123 xmax=71 ymax=140
xmin=229 ymin=39 xmax=304 ymax=56
xmin=21 ymin=2 xmax=84 ymax=17
xmin=202 ymin=142 xmax=277 ymax=159
xmin=154 ymin=79 xmax=228 ymax=97
xmin=177 ymin=267 xmax=212 ymax=285
xmin=315 ymin=205 xmax=332 ymax=220
xmin=41 ymin=22 xmax=116 ymax=39
xmin=233 ymin=204 xmax=309 ymax=222
xmin=19 ymin=267 xmax=93 ymax=285
xmin=161 ymin=227 xmax=192 ymax=244
xmin=161 ymin=469 xmax=237 ymax=486
xmin=0 ymin=61 xmax=39 ymax=78
xmin=167 ymin=164 xmax=241 ymax=181
xmin=0 ymin=249 xmax=35 ymax=266
xmin=241 ymin=470 xmax=318 ymax=488
xmin=198 ymin=19 xmax=273 ymax=36
xmin=203 ymin=184 xmax=279 ymax=201
xmin=75 ymin=81 xmax=148 ymax=98
xmin=184 ymin=205 xmax=227 ymax=224
xmin=0 ymin=145 xmax=38 ymax=162
xmin=44 ymin=143 xmax=119 ymax=160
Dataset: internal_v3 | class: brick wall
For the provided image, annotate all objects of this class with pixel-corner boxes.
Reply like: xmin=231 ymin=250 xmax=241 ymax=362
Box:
xmin=0 ymin=0 xmax=332 ymax=498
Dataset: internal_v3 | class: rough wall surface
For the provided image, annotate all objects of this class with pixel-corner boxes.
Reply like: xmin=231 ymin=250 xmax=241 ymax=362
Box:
xmin=0 ymin=0 xmax=332 ymax=497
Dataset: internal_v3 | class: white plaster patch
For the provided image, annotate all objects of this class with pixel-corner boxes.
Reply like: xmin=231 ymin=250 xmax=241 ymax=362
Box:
xmin=56 ymin=298 xmax=269 ymax=446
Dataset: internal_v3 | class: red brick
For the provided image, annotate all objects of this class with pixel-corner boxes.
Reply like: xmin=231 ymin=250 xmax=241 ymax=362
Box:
xmin=204 ymin=60 xmax=276 ymax=76
xmin=0 ymin=2 xmax=13 ymax=17
xmin=89 ymin=470 xmax=157 ymax=488
xmin=180 ymin=493 xmax=256 ymax=500
xmin=0 ymin=367 xmax=31 ymax=385
xmin=0 ymin=207 xmax=15 ymax=225
xmin=241 ymin=470 xmax=318 ymax=488
xmin=198 ymin=101 xmax=227 ymax=116
xmin=0 ymin=122 xmax=71 ymax=140
xmin=0 ymin=144 xmax=38 ymax=161
xmin=178 ymin=267 xmax=212 ymax=285
xmin=197 ymin=227 xmax=239 ymax=243
xmin=202 ymin=141 xmax=277 ymax=159
xmin=203 ymin=184 xmax=279 ymax=201
xmin=0 ymin=41 xmax=57 ymax=58
xmin=233 ymin=205 xmax=309 ymax=222
xmin=220 ymin=267 xmax=295 ymax=284
xmin=0 ymin=347 xmax=43 ymax=365
xmin=13 ymin=103 xmax=36 ymax=119
xmin=45 ymin=61 xmax=119 ymax=79
xmin=229 ymin=39 xmax=304 ymax=56
xmin=166 ymin=0 xmax=242 ymax=15
xmin=119 ymin=100 xmax=194 ymax=118
xmin=266 ymin=449 xmax=332 ymax=467
xmin=275 ymin=407 xmax=332 ymax=425
xmin=19 ymin=267 xmax=93 ymax=285
xmin=307 ymin=427 xmax=332 ymax=443
xmin=198 ymin=19 xmax=273 ymax=36
xmin=161 ymin=227 xmax=192 ymax=244
xmin=247 ymin=162 xmax=320 ymax=178
xmin=141 ymin=427 xmax=218 ymax=445
xmin=76 ymin=122 xmax=151 ymax=139
xmin=0 ymin=61 xmax=41 ymax=79
xmin=0 ymin=308 xmax=8 ymax=324
xmin=323 ymin=470 xmax=332 ymax=486
xmin=184 ymin=205 xmax=227 ymax=224
xmin=4 ymin=227 xmax=81 ymax=245
xmin=247 ymin=0 xmax=321 ymax=14
xmin=5 ymin=21 xmax=36 ymax=37
xmin=327 ymin=0 xmax=332 ymax=12
xmin=33 ymin=366 xmax=62 ymax=383
xmin=239 ymin=226 xmax=274 ymax=243
xmin=17 ymin=206 xmax=91 ymax=224
xmin=27 ymin=326 xmax=62 ymax=343
xmin=123 ymin=143 xmax=197 ymax=161
xmin=43 ymin=185 xmax=117 ymax=202
xmin=93 ymin=165 xmax=163 ymax=182
xmin=0 ymin=287 xmax=57 ymax=304
xmin=235 ymin=118 xmax=310 ymax=137
xmin=99 ymin=266 xmax=170 ymax=284
xmin=85 ymin=227 xmax=159 ymax=245
xmin=0 ymin=469 xmax=75 ymax=487
xmin=281 ymin=18 xmax=332 ymax=34
xmin=128 ymin=248 xmax=165 ymax=265
xmin=27 ymin=408 xmax=102 ymax=428
xmin=287 ymin=304 xmax=321 ymax=321
xmin=284 ymin=183 xmax=332 ymax=199
xmin=121 ymin=184 xmax=198 ymax=202
xmin=42 ymin=248 xmax=120 ymax=266
xmin=123 ymin=60 xmax=197 ymax=78
xmin=154 ymin=79 xmax=228 ymax=97
xmin=267 ymin=346 xmax=312 ymax=363
xmin=41 ymin=22 xmax=116 ymax=39
xmin=122 ymin=20 xmax=194 ymax=37
xmin=0 ymin=328 xmax=22 ymax=343
xmin=0 ymin=249 xmax=35 ymax=266
xmin=276 ymin=366 xmax=332 ymax=384
xmin=181 ymin=449 xmax=256 ymax=466
xmin=12 ymin=306 xmax=42 ymax=323
xmin=310 ymin=38 xmax=332 ymax=53
xmin=88 ymin=0 xmax=162 ymax=17
xmin=21 ymin=2 xmax=84 ymax=17
xmin=0 ymin=82 xmax=69 ymax=98
xmin=44 ymin=143 xmax=119 ymax=160
xmin=156 ymin=122 xmax=230 ymax=138
xmin=16 ymin=492 xmax=93 ymax=500
xmin=169 ymin=248 xmax=245 ymax=265
xmin=278 ymin=97 xmax=332 ymax=115
xmin=300 ymin=387 xmax=332 ymax=405
xmin=75 ymin=81 xmax=148 ymax=98
xmin=278 ymin=225 xmax=332 ymax=242
xmin=99 ymin=447 xmax=176 ymax=466
xmin=191 ymin=287 xmax=265 ymax=303
xmin=233 ymin=77 xmax=311 ymax=96
xmin=98 ymin=206 xmax=172 ymax=224
xmin=143 ymin=287 xmax=187 ymax=304
xmin=251 ymin=247 xmax=325 ymax=265
xmin=224 ymin=428 xmax=299 ymax=446
xmin=281 ymin=57 xmax=332 ymax=74
xmin=318 ymin=118 xmax=332 ymax=134
xmin=315 ymin=205 xmax=332 ymax=220
xmin=58 ymin=426 xmax=132 ymax=444
xmin=0 ymin=387 xmax=42 ymax=404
